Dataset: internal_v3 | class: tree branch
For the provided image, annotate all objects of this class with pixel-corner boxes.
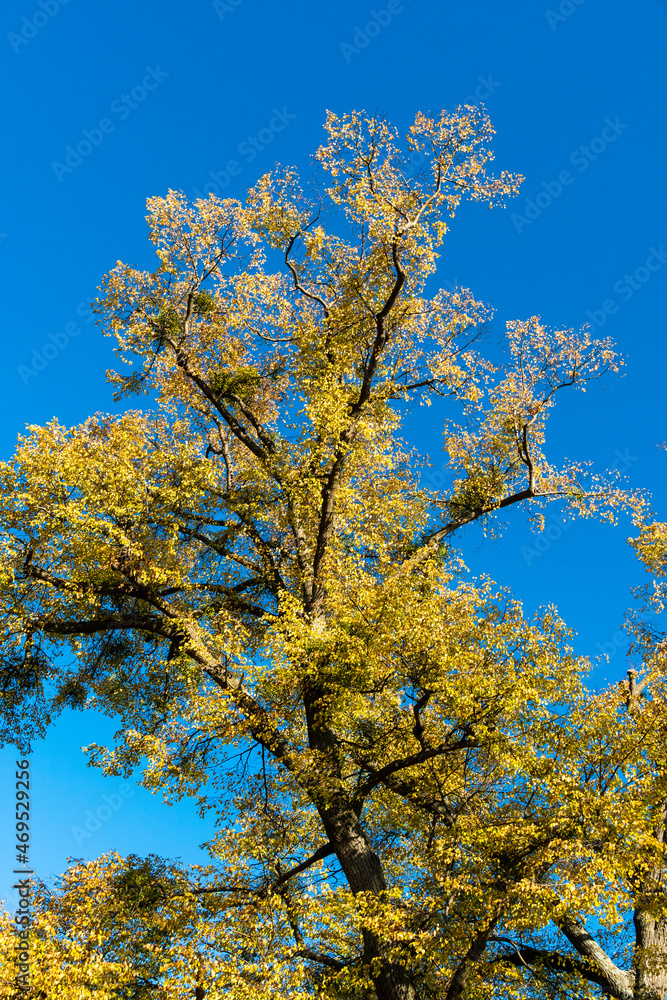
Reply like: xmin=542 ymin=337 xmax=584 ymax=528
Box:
xmin=490 ymin=939 xmax=634 ymax=998
xmin=555 ymin=917 xmax=634 ymax=1000
xmin=353 ymin=737 xmax=477 ymax=809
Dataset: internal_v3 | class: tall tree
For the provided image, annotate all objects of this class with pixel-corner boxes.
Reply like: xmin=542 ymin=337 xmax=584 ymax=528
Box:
xmin=1 ymin=108 xmax=663 ymax=1000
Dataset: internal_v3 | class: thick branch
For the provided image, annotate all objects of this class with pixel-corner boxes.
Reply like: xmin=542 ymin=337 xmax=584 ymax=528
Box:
xmin=30 ymin=612 xmax=174 ymax=639
xmin=351 ymin=240 xmax=405 ymax=417
xmin=555 ymin=917 xmax=634 ymax=1000
xmin=353 ymin=737 xmax=477 ymax=809
xmin=491 ymin=940 xmax=634 ymax=998
xmin=445 ymin=917 xmax=500 ymax=1000
xmin=295 ymin=948 xmax=346 ymax=970
xmin=309 ymin=240 xmax=406 ymax=609
xmin=173 ymin=349 xmax=275 ymax=463
xmin=394 ymin=487 xmax=536 ymax=579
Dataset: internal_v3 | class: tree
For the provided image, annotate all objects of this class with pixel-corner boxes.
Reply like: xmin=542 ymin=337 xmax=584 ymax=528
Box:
xmin=0 ymin=108 xmax=664 ymax=1000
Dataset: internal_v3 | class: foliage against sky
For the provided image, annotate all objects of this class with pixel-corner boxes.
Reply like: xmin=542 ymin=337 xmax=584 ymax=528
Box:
xmin=0 ymin=107 xmax=665 ymax=999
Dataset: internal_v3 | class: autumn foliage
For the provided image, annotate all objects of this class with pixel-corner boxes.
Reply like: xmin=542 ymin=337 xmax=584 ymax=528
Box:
xmin=0 ymin=108 xmax=665 ymax=1000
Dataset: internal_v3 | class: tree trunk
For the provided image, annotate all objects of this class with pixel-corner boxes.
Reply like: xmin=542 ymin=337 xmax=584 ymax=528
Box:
xmin=633 ymin=911 xmax=667 ymax=1000
xmin=444 ymin=920 xmax=499 ymax=1000
xmin=318 ymin=787 xmax=416 ymax=1000
xmin=633 ymin=805 xmax=667 ymax=1000
xmin=303 ymin=677 xmax=416 ymax=1000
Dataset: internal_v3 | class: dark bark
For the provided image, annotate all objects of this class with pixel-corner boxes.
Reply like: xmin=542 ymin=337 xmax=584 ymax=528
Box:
xmin=304 ymin=682 xmax=416 ymax=1000
xmin=632 ymin=805 xmax=667 ymax=1000
xmin=493 ymin=941 xmax=636 ymax=997
xmin=444 ymin=919 xmax=499 ymax=1000
xmin=633 ymin=911 xmax=667 ymax=999
xmin=556 ymin=918 xmax=634 ymax=1000
xmin=310 ymin=777 xmax=415 ymax=1000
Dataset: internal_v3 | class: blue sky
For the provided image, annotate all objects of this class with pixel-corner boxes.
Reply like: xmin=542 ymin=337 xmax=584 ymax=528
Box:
xmin=1 ymin=0 xmax=666 ymax=910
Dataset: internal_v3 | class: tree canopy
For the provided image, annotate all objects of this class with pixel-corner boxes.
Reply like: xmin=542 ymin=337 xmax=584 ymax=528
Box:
xmin=1 ymin=107 xmax=665 ymax=1000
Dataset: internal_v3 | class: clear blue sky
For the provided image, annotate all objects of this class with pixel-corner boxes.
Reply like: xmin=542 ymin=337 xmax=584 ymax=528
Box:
xmin=1 ymin=0 xmax=666 ymax=910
